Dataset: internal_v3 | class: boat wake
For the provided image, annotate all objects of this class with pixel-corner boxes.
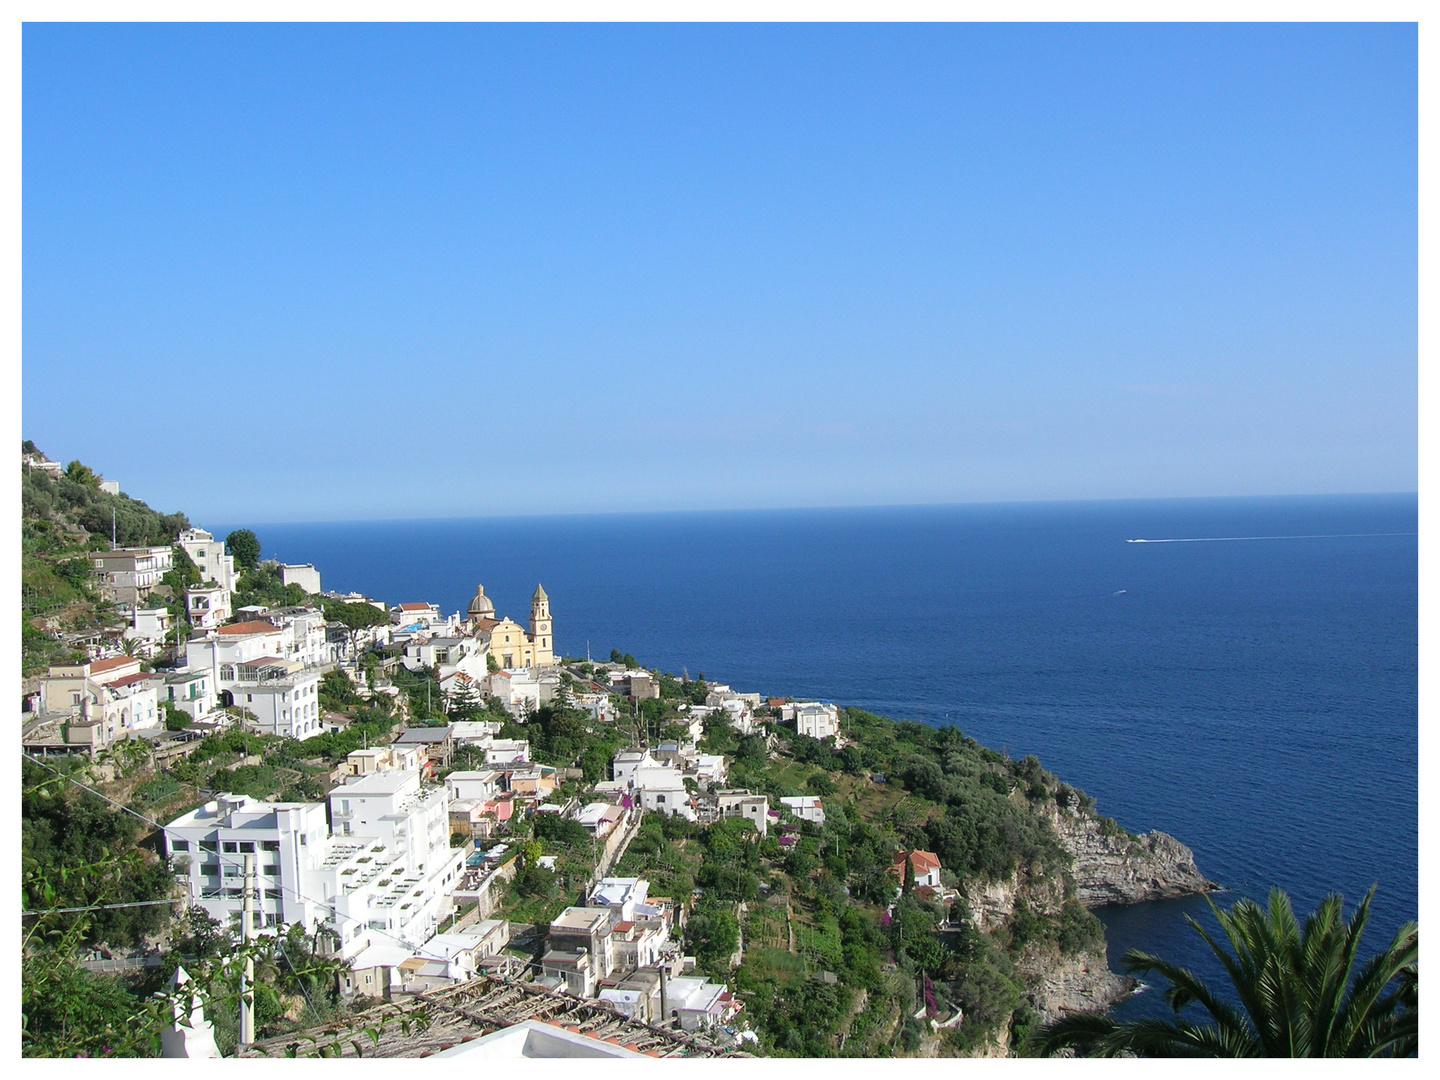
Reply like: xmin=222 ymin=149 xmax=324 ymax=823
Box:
xmin=1126 ymin=532 xmax=1414 ymax=544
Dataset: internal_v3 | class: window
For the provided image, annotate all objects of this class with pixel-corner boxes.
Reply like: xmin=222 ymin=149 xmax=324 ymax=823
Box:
xmin=200 ymin=840 xmax=217 ymax=852
xmin=261 ymin=840 xmax=280 ymax=851
xmin=171 ymin=839 xmax=190 ymax=852
xmin=263 ymin=864 xmax=280 ymax=876
xmin=238 ymin=841 xmax=255 ymax=853
xmin=265 ymin=889 xmax=281 ymax=900
xmin=201 ymin=863 xmax=220 ymax=877
xmin=222 ymin=841 xmax=238 ymax=853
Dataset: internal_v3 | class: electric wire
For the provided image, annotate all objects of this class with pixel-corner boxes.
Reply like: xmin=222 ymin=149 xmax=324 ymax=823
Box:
xmin=21 ymin=752 xmax=478 ymax=961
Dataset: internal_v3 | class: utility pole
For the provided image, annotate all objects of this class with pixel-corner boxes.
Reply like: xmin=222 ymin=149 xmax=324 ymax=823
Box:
xmin=239 ymin=853 xmax=256 ymax=1048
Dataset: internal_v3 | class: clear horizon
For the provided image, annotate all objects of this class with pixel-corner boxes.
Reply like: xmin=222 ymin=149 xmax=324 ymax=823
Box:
xmin=197 ymin=489 xmax=1415 ymax=535
xmin=23 ymin=23 xmax=1417 ymax=521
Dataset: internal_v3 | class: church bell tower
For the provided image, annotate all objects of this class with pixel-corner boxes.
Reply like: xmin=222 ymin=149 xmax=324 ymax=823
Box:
xmin=530 ymin=583 xmax=553 ymax=664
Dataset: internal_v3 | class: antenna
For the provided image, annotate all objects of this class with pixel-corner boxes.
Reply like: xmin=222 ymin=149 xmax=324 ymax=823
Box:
xmin=111 ymin=507 xmax=116 ymax=550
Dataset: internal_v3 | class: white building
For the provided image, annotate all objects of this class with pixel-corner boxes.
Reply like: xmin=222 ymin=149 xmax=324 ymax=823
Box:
xmin=631 ymin=766 xmax=693 ymax=819
xmin=256 ymin=606 xmax=331 ymax=667
xmin=588 ymin=878 xmax=664 ymax=927
xmin=720 ymin=697 xmax=759 ymax=735
xmin=186 ymin=620 xmax=287 ymax=676
xmin=164 ymin=794 xmax=333 ymax=932
xmin=325 ymin=769 xmax=467 ymax=957
xmin=691 ymin=754 xmax=728 ymax=786
xmin=713 ymin=790 xmax=769 ymax=836
xmin=130 ymin=605 xmax=173 ymax=657
xmin=38 ymin=656 xmax=162 ymax=742
xmin=611 ymin=748 xmax=657 ymax=784
xmin=445 ymin=769 xmax=503 ymax=801
xmin=177 ymin=528 xmax=239 ymax=592
xmin=665 ymin=975 xmax=740 ymax=1032
xmin=780 ymin=795 xmax=826 ymax=825
xmin=488 ymin=669 xmax=540 ymax=716
xmin=184 ymin=585 xmax=232 ymax=631
xmin=341 ymin=744 xmax=426 ymax=778
xmin=278 ymin=563 xmax=321 ymax=595
xmin=185 ymin=618 xmax=327 ymax=737
xmin=391 ymin=602 xmax=443 ymax=628
xmin=483 ymin=739 xmax=531 ymax=765
xmin=794 ymin=702 xmax=840 ymax=743
xmin=162 ymin=669 xmax=217 ymax=723
xmin=206 ymin=654 xmax=324 ymax=740
xmin=165 ymin=772 xmax=467 ymax=961
xmin=450 ymin=720 xmax=504 ymax=745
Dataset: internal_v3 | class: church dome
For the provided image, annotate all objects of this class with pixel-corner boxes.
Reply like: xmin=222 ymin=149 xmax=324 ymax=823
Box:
xmin=467 ymin=584 xmax=495 ymax=618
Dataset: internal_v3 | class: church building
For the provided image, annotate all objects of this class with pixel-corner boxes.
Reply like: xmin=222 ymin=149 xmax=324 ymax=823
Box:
xmin=466 ymin=583 xmax=554 ymax=669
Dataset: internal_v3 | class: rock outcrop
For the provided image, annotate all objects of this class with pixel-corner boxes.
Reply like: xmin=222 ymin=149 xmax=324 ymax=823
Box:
xmin=1046 ymin=806 xmax=1217 ymax=907
xmin=963 ymin=862 xmax=1067 ymax=932
xmin=1015 ymin=945 xmax=1137 ymax=1024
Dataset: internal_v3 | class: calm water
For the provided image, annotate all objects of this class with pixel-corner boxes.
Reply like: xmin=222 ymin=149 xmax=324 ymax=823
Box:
xmin=226 ymin=494 xmax=1418 ymax=1022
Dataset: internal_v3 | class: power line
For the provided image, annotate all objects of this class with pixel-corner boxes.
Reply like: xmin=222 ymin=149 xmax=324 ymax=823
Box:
xmin=21 ymin=752 xmax=474 ymax=960
xmin=23 ymin=898 xmax=185 ymax=916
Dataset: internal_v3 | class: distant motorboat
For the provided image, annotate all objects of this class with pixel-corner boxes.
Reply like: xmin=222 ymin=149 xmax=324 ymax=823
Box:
xmin=1113 ymin=589 xmax=1127 ymax=595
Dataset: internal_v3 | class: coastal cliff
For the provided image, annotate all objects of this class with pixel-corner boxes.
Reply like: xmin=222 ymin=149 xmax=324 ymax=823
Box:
xmin=952 ymin=793 xmax=1214 ymax=1038
xmin=1016 ymin=944 xmax=1137 ymax=1023
xmin=1045 ymin=804 xmax=1218 ymax=907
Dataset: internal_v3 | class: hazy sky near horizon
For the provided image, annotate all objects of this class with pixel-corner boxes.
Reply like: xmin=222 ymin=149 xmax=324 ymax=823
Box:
xmin=23 ymin=23 xmax=1416 ymax=524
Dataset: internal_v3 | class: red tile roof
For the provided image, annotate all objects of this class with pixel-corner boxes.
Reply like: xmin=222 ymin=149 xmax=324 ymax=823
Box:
xmin=106 ymin=672 xmax=155 ymax=688
xmin=89 ymin=655 xmax=138 ymax=674
xmin=399 ymin=603 xmax=433 ymax=611
xmin=890 ymin=849 xmax=943 ymax=876
xmin=218 ymin=621 xmax=280 ymax=636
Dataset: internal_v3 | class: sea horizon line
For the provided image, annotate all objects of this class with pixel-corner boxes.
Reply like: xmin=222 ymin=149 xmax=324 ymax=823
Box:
xmin=206 ymin=489 xmax=1419 ymax=532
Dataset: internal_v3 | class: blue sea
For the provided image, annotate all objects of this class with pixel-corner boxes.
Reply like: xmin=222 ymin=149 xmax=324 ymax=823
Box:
xmin=226 ymin=494 xmax=1418 ymax=1023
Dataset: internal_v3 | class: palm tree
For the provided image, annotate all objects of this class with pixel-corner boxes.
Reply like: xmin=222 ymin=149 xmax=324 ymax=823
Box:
xmin=1031 ymin=886 xmax=1417 ymax=1057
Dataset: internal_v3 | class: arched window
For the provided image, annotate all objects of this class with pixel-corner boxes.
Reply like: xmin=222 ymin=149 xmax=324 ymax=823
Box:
xmin=220 ymin=664 xmax=234 ymax=681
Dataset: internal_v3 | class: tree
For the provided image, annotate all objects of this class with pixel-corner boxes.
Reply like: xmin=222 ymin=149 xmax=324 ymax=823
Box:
xmin=1031 ymin=886 xmax=1417 ymax=1058
xmin=224 ymin=529 xmax=261 ymax=571
xmin=320 ymin=599 xmax=388 ymax=663
xmin=64 ymin=461 xmax=99 ymax=488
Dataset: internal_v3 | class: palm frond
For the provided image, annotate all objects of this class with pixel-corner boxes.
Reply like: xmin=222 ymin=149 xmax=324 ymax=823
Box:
xmin=1033 ymin=885 xmax=1417 ymax=1059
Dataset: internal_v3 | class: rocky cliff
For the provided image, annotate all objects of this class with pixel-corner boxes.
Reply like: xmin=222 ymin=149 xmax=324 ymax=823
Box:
xmin=1046 ymin=805 xmax=1218 ymax=907
xmin=1016 ymin=944 xmax=1137 ymax=1024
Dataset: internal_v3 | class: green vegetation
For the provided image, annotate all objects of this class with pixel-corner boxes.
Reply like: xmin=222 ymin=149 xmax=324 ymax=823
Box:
xmin=22 ymin=758 xmax=176 ymax=947
xmin=224 ymin=528 xmax=261 ymax=571
xmin=233 ymin=560 xmax=312 ymax=610
xmin=1032 ymin=887 xmax=1418 ymax=1058
xmin=21 ymin=446 xmax=192 ymax=674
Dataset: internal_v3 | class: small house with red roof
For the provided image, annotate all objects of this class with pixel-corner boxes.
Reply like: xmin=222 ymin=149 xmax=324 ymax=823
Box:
xmin=890 ymin=849 xmax=944 ymax=889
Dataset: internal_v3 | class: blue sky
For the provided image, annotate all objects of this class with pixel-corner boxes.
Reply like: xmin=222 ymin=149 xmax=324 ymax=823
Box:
xmin=22 ymin=22 xmax=1416 ymax=524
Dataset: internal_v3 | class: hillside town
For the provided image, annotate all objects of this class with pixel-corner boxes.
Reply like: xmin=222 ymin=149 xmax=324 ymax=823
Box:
xmin=23 ymin=449 xmax=1215 ymax=1061
xmin=21 ymin=455 xmax=891 ymax=1055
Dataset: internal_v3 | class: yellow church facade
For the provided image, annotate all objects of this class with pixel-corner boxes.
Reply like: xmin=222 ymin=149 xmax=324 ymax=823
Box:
xmin=466 ymin=583 xmax=554 ymax=669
